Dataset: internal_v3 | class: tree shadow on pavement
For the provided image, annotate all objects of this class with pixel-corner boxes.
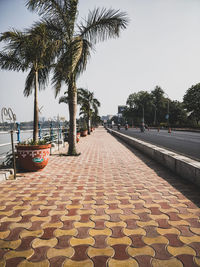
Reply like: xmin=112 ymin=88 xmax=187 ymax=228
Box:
xmin=112 ymin=134 xmax=200 ymax=208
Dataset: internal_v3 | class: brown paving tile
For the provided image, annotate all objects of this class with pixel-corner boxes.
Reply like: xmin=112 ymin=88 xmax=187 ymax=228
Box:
xmin=93 ymin=235 xmax=108 ymax=248
xmin=94 ymin=221 xmax=105 ymax=229
xmin=134 ymin=255 xmax=152 ymax=267
xmin=4 ymin=257 xmax=25 ymax=267
xmin=28 ymin=246 xmax=49 ymax=262
xmin=76 ymin=227 xmax=90 ymax=238
xmin=156 ymin=219 xmax=171 ymax=229
xmin=164 ymin=234 xmax=185 ymax=247
xmin=40 ymin=227 xmax=56 ymax=239
xmin=110 ymin=227 xmax=125 ymax=238
xmin=4 ymin=228 xmax=23 ymax=241
xmin=55 ymin=236 xmax=71 ymax=249
xmin=16 ymin=236 xmax=35 ymax=251
xmin=71 ymin=245 xmax=89 ymax=261
xmin=189 ymin=243 xmax=200 ymax=257
xmin=129 ymin=234 xmax=146 ymax=248
xmin=91 ymin=255 xmax=109 ymax=267
xmin=49 ymin=256 xmax=67 ymax=267
xmin=151 ymin=244 xmax=172 ymax=259
xmin=112 ymin=244 xmax=130 ymax=260
xmin=177 ymin=254 xmax=199 ymax=267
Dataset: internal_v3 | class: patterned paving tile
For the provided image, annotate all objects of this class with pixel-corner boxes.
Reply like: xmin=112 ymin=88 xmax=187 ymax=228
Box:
xmin=0 ymin=127 xmax=200 ymax=266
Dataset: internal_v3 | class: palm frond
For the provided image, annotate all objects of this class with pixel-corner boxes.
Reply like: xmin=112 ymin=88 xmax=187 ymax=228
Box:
xmin=24 ymin=68 xmax=35 ymax=97
xmin=79 ymin=7 xmax=129 ymax=44
xmin=59 ymin=96 xmax=69 ymax=104
xmin=0 ymin=52 xmax=27 ymax=71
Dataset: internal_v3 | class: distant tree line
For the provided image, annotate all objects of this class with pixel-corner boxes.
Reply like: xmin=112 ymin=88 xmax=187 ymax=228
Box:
xmin=110 ymin=84 xmax=200 ymax=128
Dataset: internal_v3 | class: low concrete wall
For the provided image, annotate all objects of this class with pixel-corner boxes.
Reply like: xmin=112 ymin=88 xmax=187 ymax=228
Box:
xmin=107 ymin=128 xmax=200 ymax=186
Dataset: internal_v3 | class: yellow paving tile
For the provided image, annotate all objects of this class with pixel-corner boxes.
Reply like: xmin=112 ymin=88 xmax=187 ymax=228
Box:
xmin=105 ymin=221 xmax=127 ymax=228
xmin=87 ymin=246 xmax=114 ymax=257
xmin=0 ymin=230 xmax=10 ymax=239
xmin=118 ymin=204 xmax=133 ymax=209
xmin=80 ymin=200 xmax=96 ymax=204
xmin=152 ymin=258 xmax=183 ymax=267
xmin=78 ymin=209 xmax=96 ymax=215
xmin=18 ymin=259 xmax=50 ymax=267
xmin=117 ymin=196 xmax=131 ymax=200
xmin=105 ymin=209 xmax=124 ymax=215
xmin=74 ymin=221 xmax=95 ymax=228
xmin=149 ymin=214 xmax=169 ymax=220
xmin=21 ymin=210 xmax=41 ymax=216
xmin=89 ymin=228 xmax=112 ymax=236
xmin=32 ymin=237 xmax=58 ymax=248
xmin=61 ymin=215 xmax=81 ymax=221
xmin=159 ymin=208 xmax=179 ymax=213
xmin=63 ymin=259 xmax=93 ymax=267
xmin=131 ymin=208 xmax=151 ymax=214
xmin=120 ymin=214 xmax=140 ymax=221
xmin=13 ymin=205 xmax=31 ymax=210
xmin=190 ymin=227 xmax=200 ymax=235
xmin=0 ymin=210 xmax=13 ymax=216
xmin=48 ymin=210 xmax=66 ymax=216
xmin=31 ymin=216 xmax=51 ymax=222
xmin=92 ymin=204 xmax=108 ymax=209
xmin=0 ymin=239 xmax=21 ymax=249
xmin=136 ymin=220 xmax=158 ymax=227
xmin=69 ymin=237 xmax=95 ymax=246
xmin=123 ymin=227 xmax=146 ymax=236
xmin=47 ymin=247 xmax=74 ymax=258
xmin=127 ymin=246 xmax=155 ymax=257
xmin=143 ymin=204 xmax=160 ymax=208
xmin=0 ymin=259 xmax=5 ymax=267
xmin=167 ymin=245 xmax=196 ymax=256
xmin=179 ymin=235 xmax=200 ymax=244
xmin=54 ymin=228 xmax=77 ymax=237
xmin=4 ymin=249 xmax=34 ymax=260
xmin=108 ymin=258 xmax=138 ymax=267
xmin=194 ymin=257 xmax=200 ymax=266
xmin=40 ymin=205 xmax=57 ymax=210
xmin=31 ymin=201 xmax=48 ymax=205
xmin=6 ymin=201 xmax=23 ymax=205
xmin=157 ymin=227 xmax=180 ymax=235
xmin=90 ymin=215 xmax=110 ymax=221
xmin=0 ymin=216 xmax=22 ymax=222
xmin=107 ymin=236 xmax=132 ymax=246
xmin=42 ymin=222 xmax=63 ymax=229
xmin=104 ymin=200 xmax=120 ymax=204
xmin=66 ymin=205 xmax=83 ymax=209
xmin=168 ymin=220 xmax=190 ymax=226
xmin=9 ymin=222 xmax=32 ymax=230
xmin=20 ymin=229 xmax=44 ymax=238
xmin=0 ymin=206 xmax=6 ymax=210
xmin=143 ymin=236 xmax=168 ymax=245
xmin=178 ymin=213 xmax=198 ymax=219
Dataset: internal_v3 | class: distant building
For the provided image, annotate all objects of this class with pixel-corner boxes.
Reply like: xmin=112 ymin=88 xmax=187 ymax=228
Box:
xmin=101 ymin=115 xmax=114 ymax=123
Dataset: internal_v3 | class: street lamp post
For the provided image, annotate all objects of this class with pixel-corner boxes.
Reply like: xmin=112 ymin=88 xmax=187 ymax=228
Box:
xmin=164 ymin=93 xmax=170 ymax=131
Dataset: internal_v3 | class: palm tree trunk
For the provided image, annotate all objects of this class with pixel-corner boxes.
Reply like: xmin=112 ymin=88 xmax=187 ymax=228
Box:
xmin=68 ymin=81 xmax=78 ymax=155
xmin=33 ymin=69 xmax=39 ymax=143
xmin=87 ymin=112 xmax=90 ymax=135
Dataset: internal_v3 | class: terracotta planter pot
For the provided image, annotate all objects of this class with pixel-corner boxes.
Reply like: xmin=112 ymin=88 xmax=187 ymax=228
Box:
xmin=16 ymin=144 xmax=51 ymax=171
xmin=81 ymin=130 xmax=88 ymax=137
xmin=77 ymin=132 xmax=80 ymax=143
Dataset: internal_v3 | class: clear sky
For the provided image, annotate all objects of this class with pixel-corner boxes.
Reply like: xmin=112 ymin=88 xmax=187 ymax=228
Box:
xmin=1 ymin=0 xmax=200 ymax=122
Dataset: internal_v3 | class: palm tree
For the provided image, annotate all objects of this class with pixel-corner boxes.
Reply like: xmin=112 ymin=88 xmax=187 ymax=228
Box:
xmin=26 ymin=0 xmax=129 ymax=155
xmin=78 ymin=88 xmax=100 ymax=134
xmin=0 ymin=23 xmax=57 ymax=142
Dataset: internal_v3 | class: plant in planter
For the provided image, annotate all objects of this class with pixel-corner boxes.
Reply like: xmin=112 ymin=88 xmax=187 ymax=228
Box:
xmin=80 ymin=127 xmax=88 ymax=137
xmin=0 ymin=23 xmax=57 ymax=171
xmin=16 ymin=140 xmax=51 ymax=171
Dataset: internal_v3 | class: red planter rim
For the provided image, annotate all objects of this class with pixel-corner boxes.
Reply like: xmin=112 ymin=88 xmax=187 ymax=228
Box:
xmin=16 ymin=144 xmax=51 ymax=150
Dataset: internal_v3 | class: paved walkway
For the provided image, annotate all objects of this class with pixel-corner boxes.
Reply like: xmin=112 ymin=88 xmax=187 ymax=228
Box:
xmin=0 ymin=127 xmax=200 ymax=267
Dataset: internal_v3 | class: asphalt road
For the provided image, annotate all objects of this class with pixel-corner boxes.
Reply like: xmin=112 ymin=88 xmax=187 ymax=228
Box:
xmin=113 ymin=127 xmax=200 ymax=161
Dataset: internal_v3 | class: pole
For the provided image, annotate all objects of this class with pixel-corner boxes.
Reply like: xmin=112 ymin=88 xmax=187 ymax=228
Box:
xmin=16 ymin=122 xmax=20 ymax=143
xmin=10 ymin=130 xmax=16 ymax=179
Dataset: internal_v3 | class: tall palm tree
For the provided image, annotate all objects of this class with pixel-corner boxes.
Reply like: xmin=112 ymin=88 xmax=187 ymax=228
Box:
xmin=26 ymin=0 xmax=129 ymax=155
xmin=0 ymin=23 xmax=57 ymax=142
xmin=78 ymin=88 xmax=100 ymax=134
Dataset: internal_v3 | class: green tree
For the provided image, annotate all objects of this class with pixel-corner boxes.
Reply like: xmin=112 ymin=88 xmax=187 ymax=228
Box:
xmin=183 ymin=83 xmax=200 ymax=125
xmin=27 ymin=0 xmax=129 ymax=155
xmin=150 ymin=86 xmax=166 ymax=125
xmin=0 ymin=23 xmax=57 ymax=142
xmin=169 ymin=101 xmax=187 ymax=126
xmin=78 ymin=88 xmax=100 ymax=134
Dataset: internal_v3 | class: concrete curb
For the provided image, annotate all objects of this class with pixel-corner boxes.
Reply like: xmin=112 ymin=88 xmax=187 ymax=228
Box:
xmin=0 ymin=169 xmax=14 ymax=181
xmin=107 ymin=128 xmax=200 ymax=186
